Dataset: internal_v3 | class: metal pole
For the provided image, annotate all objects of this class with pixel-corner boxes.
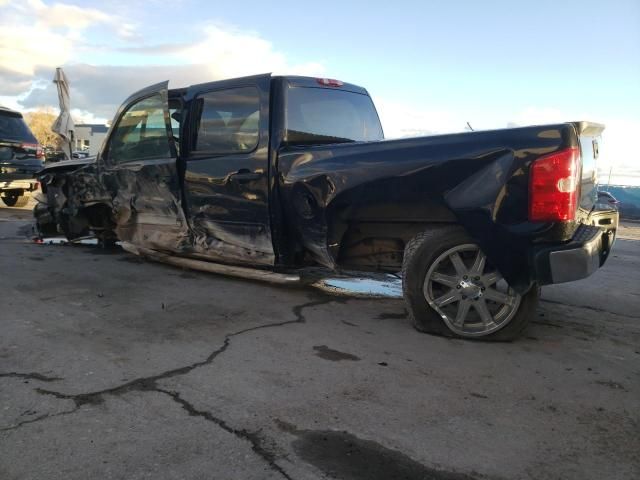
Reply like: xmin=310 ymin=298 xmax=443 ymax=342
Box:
xmin=68 ymin=130 xmax=74 ymax=160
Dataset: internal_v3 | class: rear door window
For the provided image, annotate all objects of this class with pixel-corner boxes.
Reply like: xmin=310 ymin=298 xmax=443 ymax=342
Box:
xmin=0 ymin=111 xmax=37 ymax=143
xmin=285 ymin=87 xmax=384 ymax=145
xmin=191 ymin=87 xmax=260 ymax=155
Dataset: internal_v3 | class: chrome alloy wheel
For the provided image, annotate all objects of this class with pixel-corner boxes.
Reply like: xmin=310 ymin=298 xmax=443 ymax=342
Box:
xmin=423 ymin=244 xmax=521 ymax=337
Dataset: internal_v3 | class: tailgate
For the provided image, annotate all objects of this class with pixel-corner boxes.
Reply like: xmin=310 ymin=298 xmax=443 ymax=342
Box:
xmin=573 ymin=121 xmax=604 ymax=215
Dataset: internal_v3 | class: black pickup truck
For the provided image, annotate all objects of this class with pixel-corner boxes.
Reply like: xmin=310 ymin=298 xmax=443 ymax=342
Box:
xmin=34 ymin=74 xmax=618 ymax=340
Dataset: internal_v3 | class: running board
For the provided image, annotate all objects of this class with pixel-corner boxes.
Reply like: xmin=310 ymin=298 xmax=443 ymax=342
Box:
xmin=120 ymin=242 xmax=300 ymax=285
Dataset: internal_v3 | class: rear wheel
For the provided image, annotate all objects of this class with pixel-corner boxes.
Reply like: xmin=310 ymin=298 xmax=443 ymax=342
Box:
xmin=402 ymin=227 xmax=538 ymax=341
xmin=1 ymin=194 xmax=29 ymax=207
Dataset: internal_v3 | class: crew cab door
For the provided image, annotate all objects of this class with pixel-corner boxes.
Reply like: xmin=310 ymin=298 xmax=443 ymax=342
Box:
xmin=100 ymin=81 xmax=189 ymax=250
xmin=182 ymin=75 xmax=274 ymax=266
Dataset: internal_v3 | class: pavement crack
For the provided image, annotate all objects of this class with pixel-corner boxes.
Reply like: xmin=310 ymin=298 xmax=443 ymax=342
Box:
xmin=540 ymin=298 xmax=640 ymax=320
xmin=36 ymin=297 xmax=333 ymax=408
xmin=156 ymin=388 xmax=293 ymax=480
xmin=0 ymin=407 xmax=79 ymax=432
xmin=0 ymin=372 xmax=62 ymax=382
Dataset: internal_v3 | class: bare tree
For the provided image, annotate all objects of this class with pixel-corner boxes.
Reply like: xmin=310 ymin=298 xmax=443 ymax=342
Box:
xmin=23 ymin=108 xmax=62 ymax=148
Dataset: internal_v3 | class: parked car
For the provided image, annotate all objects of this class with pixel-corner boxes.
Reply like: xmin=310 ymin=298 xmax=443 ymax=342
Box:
xmin=597 ymin=190 xmax=620 ymax=209
xmin=34 ymin=75 xmax=618 ymax=340
xmin=0 ymin=106 xmax=44 ymax=207
xmin=72 ymin=150 xmax=90 ymax=159
xmin=44 ymin=146 xmax=67 ymax=163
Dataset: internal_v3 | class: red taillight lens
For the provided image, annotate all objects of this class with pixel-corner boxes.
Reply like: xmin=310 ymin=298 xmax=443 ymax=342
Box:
xmin=21 ymin=142 xmax=45 ymax=159
xmin=316 ymin=78 xmax=344 ymax=87
xmin=528 ymin=147 xmax=580 ymax=222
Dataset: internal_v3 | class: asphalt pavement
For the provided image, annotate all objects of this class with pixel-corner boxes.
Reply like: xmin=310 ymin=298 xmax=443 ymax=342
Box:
xmin=1 ymin=203 xmax=638 ymax=480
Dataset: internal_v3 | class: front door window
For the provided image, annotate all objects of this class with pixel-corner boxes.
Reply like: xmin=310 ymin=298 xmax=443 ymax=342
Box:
xmin=108 ymin=94 xmax=172 ymax=163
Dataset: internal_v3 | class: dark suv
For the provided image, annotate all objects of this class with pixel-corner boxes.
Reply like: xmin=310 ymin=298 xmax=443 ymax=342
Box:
xmin=0 ymin=106 xmax=44 ymax=207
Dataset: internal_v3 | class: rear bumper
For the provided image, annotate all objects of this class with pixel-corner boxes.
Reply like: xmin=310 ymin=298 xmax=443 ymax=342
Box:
xmin=532 ymin=210 xmax=618 ymax=285
xmin=0 ymin=179 xmax=39 ymax=192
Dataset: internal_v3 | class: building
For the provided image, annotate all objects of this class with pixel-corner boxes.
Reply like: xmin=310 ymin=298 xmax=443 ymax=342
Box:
xmin=73 ymin=124 xmax=109 ymax=156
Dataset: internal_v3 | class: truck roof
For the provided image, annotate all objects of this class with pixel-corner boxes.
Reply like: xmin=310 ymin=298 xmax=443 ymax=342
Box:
xmin=276 ymin=75 xmax=369 ymax=95
xmin=182 ymin=74 xmax=369 ymax=96
xmin=0 ymin=105 xmax=23 ymax=117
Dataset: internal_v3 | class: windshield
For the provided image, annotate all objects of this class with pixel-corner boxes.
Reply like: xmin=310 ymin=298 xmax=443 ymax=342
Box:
xmin=285 ymin=86 xmax=384 ymax=145
xmin=0 ymin=111 xmax=37 ymax=143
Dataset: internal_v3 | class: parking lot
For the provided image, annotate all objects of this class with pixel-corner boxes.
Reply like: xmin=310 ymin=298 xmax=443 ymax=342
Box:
xmin=1 ymin=202 xmax=639 ymax=480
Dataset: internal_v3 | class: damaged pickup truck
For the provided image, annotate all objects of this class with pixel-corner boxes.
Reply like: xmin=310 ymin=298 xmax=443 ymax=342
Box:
xmin=34 ymin=74 xmax=618 ymax=340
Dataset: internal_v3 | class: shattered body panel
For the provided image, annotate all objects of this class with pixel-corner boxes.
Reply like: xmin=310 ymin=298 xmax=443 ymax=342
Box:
xmin=37 ymin=158 xmax=191 ymax=247
xmin=36 ymin=159 xmax=106 ymax=239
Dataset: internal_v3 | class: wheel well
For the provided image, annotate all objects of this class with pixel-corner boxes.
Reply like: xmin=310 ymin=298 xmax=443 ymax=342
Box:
xmin=336 ymin=221 xmax=457 ymax=272
xmin=83 ymin=203 xmax=115 ymax=232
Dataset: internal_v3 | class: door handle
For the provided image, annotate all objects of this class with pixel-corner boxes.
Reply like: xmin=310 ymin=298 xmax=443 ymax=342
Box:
xmin=229 ymin=169 xmax=262 ymax=184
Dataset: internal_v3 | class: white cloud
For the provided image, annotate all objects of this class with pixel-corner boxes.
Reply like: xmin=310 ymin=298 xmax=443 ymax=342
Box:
xmin=0 ymin=25 xmax=70 ymax=76
xmin=27 ymin=0 xmax=111 ymax=31
xmin=0 ymin=0 xmax=136 ymax=80
xmin=506 ymin=107 xmax=640 ymax=185
xmin=174 ymin=25 xmax=325 ymax=79
xmin=374 ymin=98 xmax=466 ymax=139
xmin=71 ymin=108 xmax=108 ymax=125
xmin=0 ymin=1 xmax=326 ymax=112
xmin=596 ymin=118 xmax=640 ymax=186
xmin=11 ymin=17 xmax=326 ymax=120
xmin=507 ymin=107 xmax=567 ymax=126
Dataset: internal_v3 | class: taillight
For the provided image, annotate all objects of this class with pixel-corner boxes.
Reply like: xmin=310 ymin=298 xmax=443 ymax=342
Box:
xmin=21 ymin=142 xmax=44 ymax=159
xmin=316 ymin=78 xmax=344 ymax=87
xmin=528 ymin=146 xmax=580 ymax=222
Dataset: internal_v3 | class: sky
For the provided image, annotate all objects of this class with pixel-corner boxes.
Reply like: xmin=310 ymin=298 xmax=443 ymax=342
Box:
xmin=1 ymin=0 xmax=639 ymax=185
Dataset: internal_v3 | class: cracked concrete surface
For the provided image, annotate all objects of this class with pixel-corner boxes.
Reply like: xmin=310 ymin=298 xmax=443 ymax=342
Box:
xmin=1 ymin=205 xmax=639 ymax=480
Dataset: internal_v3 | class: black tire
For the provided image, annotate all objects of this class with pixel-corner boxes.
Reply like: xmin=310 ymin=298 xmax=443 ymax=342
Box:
xmin=402 ymin=226 xmax=538 ymax=341
xmin=33 ymin=201 xmax=59 ymax=237
xmin=1 ymin=194 xmax=29 ymax=208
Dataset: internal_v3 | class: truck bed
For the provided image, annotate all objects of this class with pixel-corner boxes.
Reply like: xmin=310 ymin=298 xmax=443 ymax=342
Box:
xmin=276 ymin=122 xmax=603 ymax=292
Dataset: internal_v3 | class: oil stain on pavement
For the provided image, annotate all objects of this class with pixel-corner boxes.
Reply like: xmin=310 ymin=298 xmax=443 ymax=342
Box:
xmin=291 ymin=429 xmax=479 ymax=480
xmin=313 ymin=345 xmax=361 ymax=361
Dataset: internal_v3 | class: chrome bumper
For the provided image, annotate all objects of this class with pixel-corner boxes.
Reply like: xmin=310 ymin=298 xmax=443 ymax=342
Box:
xmin=0 ymin=180 xmax=38 ymax=191
xmin=533 ymin=211 xmax=618 ymax=285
